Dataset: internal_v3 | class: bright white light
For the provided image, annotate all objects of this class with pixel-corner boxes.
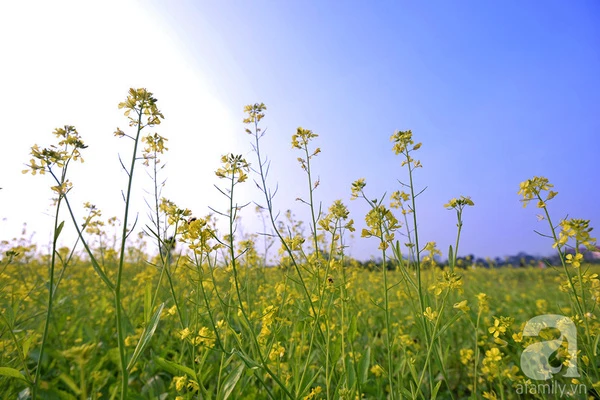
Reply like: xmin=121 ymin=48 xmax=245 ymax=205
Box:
xmin=0 ymin=0 xmax=238 ymax=248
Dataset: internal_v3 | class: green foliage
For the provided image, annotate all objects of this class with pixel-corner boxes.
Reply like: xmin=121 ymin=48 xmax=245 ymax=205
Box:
xmin=1 ymin=89 xmax=598 ymax=399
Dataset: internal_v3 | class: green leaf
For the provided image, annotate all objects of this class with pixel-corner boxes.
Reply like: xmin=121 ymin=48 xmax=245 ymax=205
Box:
xmin=359 ymin=346 xmax=370 ymax=384
xmin=430 ymin=380 xmax=443 ymax=399
xmin=348 ymin=315 xmax=357 ymax=341
xmin=0 ymin=367 xmax=28 ymax=383
xmin=346 ymin=354 xmax=356 ymax=390
xmin=55 ymin=221 xmax=65 ymax=239
xmin=58 ymin=372 xmax=81 ymax=395
xmin=144 ymin=284 xmax=152 ymax=324
xmin=448 ymin=245 xmax=454 ymax=269
xmin=22 ymin=333 xmax=36 ymax=360
xmin=432 ymin=312 xmax=463 ymax=341
xmin=221 ymin=363 xmax=244 ymax=400
xmin=407 ymin=358 xmax=418 ymax=383
xmin=127 ymin=302 xmax=165 ymax=373
xmin=233 ymin=349 xmax=262 ymax=370
xmin=90 ymin=255 xmax=114 ymax=290
xmin=399 ymin=386 xmax=414 ymax=398
xmin=153 ymin=355 xmax=197 ymax=379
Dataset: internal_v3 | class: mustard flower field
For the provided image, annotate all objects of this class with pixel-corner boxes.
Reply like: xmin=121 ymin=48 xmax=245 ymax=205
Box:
xmin=1 ymin=89 xmax=599 ymax=399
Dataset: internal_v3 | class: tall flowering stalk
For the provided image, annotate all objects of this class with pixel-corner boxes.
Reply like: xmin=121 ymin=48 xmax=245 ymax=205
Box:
xmin=24 ymin=89 xmax=167 ymax=400
xmin=518 ymin=176 xmax=599 ymax=385
xmin=350 ymin=178 xmax=401 ymax=398
xmin=110 ymin=88 xmax=166 ymax=399
xmin=444 ymin=196 xmax=475 ymax=271
xmin=212 ymin=153 xmax=295 ymax=398
xmin=292 ymin=127 xmax=322 ymax=261
xmin=245 ymin=104 xmax=333 ymax=397
xmin=23 ymin=126 xmax=87 ymax=398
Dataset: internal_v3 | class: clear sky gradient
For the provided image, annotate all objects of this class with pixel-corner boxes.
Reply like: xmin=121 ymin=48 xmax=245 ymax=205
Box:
xmin=1 ymin=1 xmax=598 ymax=260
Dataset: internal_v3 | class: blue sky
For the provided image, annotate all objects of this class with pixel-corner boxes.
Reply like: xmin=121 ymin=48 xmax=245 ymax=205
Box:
xmin=1 ymin=1 xmax=598 ymax=260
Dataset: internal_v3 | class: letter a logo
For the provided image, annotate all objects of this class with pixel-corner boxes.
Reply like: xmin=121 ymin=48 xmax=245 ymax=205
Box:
xmin=520 ymin=314 xmax=579 ymax=380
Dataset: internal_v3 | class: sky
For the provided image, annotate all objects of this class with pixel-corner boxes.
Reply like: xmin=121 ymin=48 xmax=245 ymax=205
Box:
xmin=1 ymin=0 xmax=598 ymax=261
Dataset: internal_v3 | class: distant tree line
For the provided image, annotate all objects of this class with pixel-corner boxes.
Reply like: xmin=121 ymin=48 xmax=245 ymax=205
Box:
xmin=352 ymin=248 xmax=600 ymax=271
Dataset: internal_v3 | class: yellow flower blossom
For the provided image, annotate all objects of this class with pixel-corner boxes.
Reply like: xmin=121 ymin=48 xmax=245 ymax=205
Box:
xmin=454 ymin=300 xmax=470 ymax=312
xmin=370 ymin=364 xmax=385 ymax=377
xmin=424 ymin=307 xmax=438 ymax=322
xmin=565 ymin=253 xmax=583 ymax=268
xmin=488 ymin=318 xmax=506 ymax=338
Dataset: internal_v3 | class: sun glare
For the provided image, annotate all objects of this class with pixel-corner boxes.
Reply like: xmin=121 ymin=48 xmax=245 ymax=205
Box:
xmin=0 ymin=0 xmax=237 ymax=242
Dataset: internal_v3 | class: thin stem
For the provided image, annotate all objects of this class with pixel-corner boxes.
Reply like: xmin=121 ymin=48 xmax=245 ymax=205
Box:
xmin=303 ymin=144 xmax=320 ymax=259
xmin=32 ymin=179 xmax=64 ymax=399
xmin=114 ymin=107 xmax=145 ymax=399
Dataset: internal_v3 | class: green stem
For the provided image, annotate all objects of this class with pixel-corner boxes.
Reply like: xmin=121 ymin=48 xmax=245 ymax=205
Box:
xmin=114 ymin=108 xmax=145 ymax=399
xmin=453 ymin=209 xmax=463 ymax=271
xmin=226 ymin=170 xmax=294 ymax=400
xmin=381 ymin=240 xmax=395 ymax=399
xmin=251 ymin=120 xmax=331 ymax=369
xmin=33 ymin=177 xmax=65 ymax=399
xmin=304 ymin=144 xmax=320 ymax=260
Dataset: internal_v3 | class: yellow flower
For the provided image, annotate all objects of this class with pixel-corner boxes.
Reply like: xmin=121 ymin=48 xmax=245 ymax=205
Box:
xmin=303 ymin=386 xmax=323 ymax=400
xmin=444 ymin=195 xmax=475 ymax=210
xmin=215 ymin=153 xmax=250 ymax=183
xmin=350 ymin=178 xmax=366 ymax=200
xmin=484 ymin=347 xmax=502 ymax=363
xmin=173 ymin=376 xmax=187 ymax=392
xmin=424 ymin=307 xmax=438 ymax=322
xmin=179 ymin=327 xmax=191 ymax=341
xmin=390 ymin=190 xmax=410 ymax=209
xmin=291 ymin=127 xmax=318 ymax=150
xmin=390 ymin=129 xmax=417 ymax=155
xmin=370 ymin=364 xmax=385 ymax=377
xmin=167 ymin=305 xmax=178 ymax=316
xmin=269 ymin=342 xmax=286 ymax=361
xmin=517 ymin=176 xmax=556 ymax=208
xmin=555 ymin=219 xmax=596 ymax=250
xmin=565 ymin=253 xmax=583 ymax=268
xmin=453 ymin=300 xmax=470 ymax=312
xmin=512 ymin=332 xmax=523 ymax=343
xmin=476 ymin=293 xmax=489 ymax=312
xmin=243 ymin=103 xmax=266 ymax=125
xmin=482 ymin=391 xmax=497 ymax=400
xmin=488 ymin=318 xmax=506 ymax=338
xmin=460 ymin=348 xmax=474 ymax=364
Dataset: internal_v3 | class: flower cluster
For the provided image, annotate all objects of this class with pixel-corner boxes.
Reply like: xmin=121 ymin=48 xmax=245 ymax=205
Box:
xmin=421 ymin=241 xmax=442 ymax=266
xmin=180 ymin=215 xmax=220 ymax=255
xmin=517 ymin=176 xmax=557 ymax=208
xmin=390 ymin=129 xmax=421 ymax=155
xmin=23 ymin=125 xmax=87 ymax=176
xmin=481 ymin=347 xmax=504 ymax=379
xmin=215 ymin=153 xmax=250 ymax=183
xmin=115 ymin=88 xmax=164 ymax=131
xmin=391 ymin=129 xmax=422 ymax=168
xmin=350 ymin=178 xmax=366 ymax=200
xmin=555 ymin=218 xmax=597 ymax=251
xmin=429 ymin=269 xmax=463 ymax=296
xmin=444 ymin=196 xmax=475 ymax=210
xmin=243 ymin=103 xmax=266 ymax=126
xmin=390 ymin=190 xmax=411 ymax=214
xmin=82 ymin=202 xmax=104 ymax=235
xmin=291 ymin=127 xmax=319 ymax=150
xmin=142 ymin=133 xmax=168 ymax=166
xmin=318 ymin=200 xmax=355 ymax=234
xmin=362 ymin=205 xmax=401 ymax=250
xmin=160 ymin=198 xmax=192 ymax=226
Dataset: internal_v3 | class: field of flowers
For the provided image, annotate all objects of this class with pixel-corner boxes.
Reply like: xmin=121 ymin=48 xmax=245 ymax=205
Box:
xmin=1 ymin=89 xmax=598 ymax=399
